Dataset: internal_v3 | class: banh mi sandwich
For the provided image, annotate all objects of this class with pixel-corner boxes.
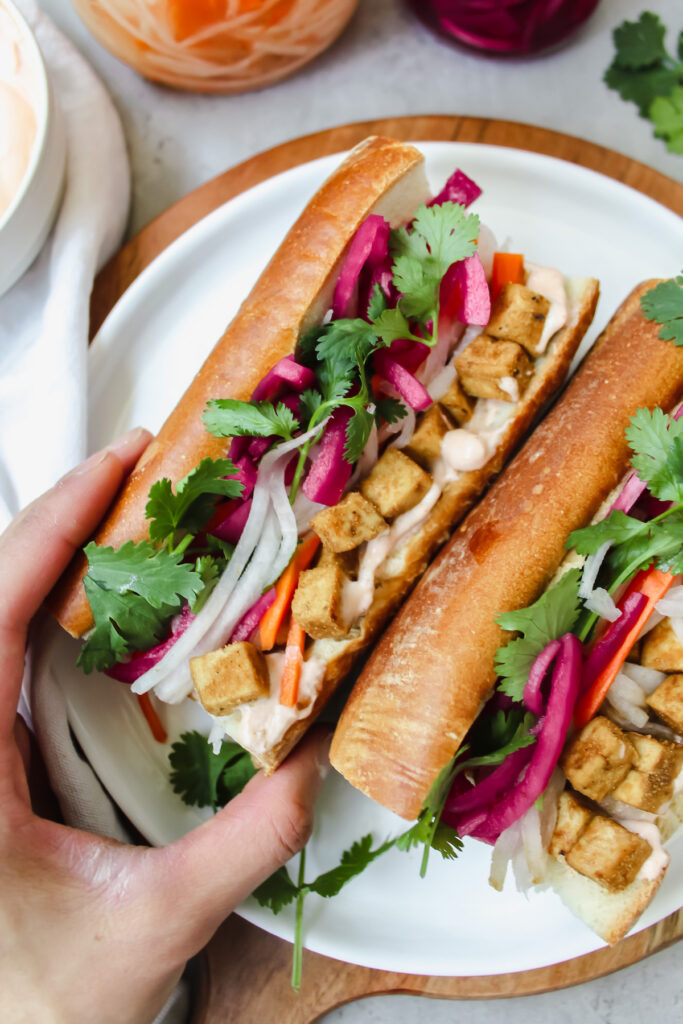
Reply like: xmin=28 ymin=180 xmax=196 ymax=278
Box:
xmin=330 ymin=278 xmax=683 ymax=944
xmin=49 ymin=135 xmax=599 ymax=773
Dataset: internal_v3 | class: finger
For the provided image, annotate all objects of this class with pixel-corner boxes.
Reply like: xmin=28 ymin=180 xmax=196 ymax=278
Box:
xmin=0 ymin=427 xmax=151 ymax=636
xmin=147 ymin=726 xmax=332 ymax=956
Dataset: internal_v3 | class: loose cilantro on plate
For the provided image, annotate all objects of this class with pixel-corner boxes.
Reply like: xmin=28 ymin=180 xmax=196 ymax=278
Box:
xmin=641 ymin=275 xmax=683 ymax=345
xmin=604 ymin=11 xmax=683 ymax=154
xmin=494 ymin=568 xmax=583 ymax=701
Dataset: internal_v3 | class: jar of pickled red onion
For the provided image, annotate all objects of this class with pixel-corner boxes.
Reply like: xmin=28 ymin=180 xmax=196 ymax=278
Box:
xmin=70 ymin=0 xmax=359 ymax=93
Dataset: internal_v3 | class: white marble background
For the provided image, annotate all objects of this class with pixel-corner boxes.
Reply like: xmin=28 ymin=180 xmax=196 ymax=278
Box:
xmin=38 ymin=0 xmax=683 ymax=1020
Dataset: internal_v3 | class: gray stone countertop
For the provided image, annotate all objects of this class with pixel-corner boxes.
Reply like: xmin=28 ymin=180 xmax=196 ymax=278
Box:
xmin=39 ymin=0 xmax=682 ymax=1019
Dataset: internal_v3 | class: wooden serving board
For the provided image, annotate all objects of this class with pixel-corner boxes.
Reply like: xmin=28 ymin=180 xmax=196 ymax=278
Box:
xmin=90 ymin=117 xmax=683 ymax=1021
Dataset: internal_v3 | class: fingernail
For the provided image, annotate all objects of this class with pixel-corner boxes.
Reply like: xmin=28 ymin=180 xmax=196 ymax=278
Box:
xmin=106 ymin=426 xmax=149 ymax=454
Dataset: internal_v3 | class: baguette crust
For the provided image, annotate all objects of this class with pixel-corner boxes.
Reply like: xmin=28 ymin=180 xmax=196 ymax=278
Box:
xmin=255 ymin=275 xmax=599 ymax=772
xmin=330 ymin=282 xmax=683 ymax=820
xmin=49 ymin=137 xmax=427 ymax=637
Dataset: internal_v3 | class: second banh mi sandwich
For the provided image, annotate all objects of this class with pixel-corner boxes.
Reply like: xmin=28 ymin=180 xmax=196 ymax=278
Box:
xmin=331 ymin=278 xmax=683 ymax=944
xmin=50 ymin=135 xmax=599 ymax=773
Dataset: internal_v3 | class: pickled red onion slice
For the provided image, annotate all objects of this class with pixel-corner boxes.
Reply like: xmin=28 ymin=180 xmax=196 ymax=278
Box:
xmin=251 ymin=355 xmax=315 ymax=402
xmin=373 ymin=350 xmax=432 ymax=411
xmin=302 ymin=407 xmax=352 ymax=506
xmin=428 ymin=168 xmax=482 ymax=209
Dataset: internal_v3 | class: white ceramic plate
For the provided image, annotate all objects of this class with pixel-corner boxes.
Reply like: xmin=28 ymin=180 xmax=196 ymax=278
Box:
xmin=53 ymin=143 xmax=683 ymax=976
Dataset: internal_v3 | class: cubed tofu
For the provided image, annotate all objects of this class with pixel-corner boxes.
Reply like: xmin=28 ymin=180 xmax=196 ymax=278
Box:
xmin=291 ymin=564 xmax=348 ymax=640
xmin=404 ymin=403 xmax=455 ymax=468
xmin=628 ymin=732 xmax=683 ymax=775
xmin=360 ymin=448 xmax=433 ymax=519
xmin=317 ymin=544 xmax=359 ymax=580
xmin=485 ymin=282 xmax=551 ymax=356
xmin=454 ymin=334 xmax=533 ymax=403
xmin=549 ymin=790 xmax=594 ymax=858
xmin=611 ymin=769 xmax=674 ymax=814
xmin=438 ymin=376 xmax=474 ymax=425
xmin=641 ymin=618 xmax=683 ymax=673
xmin=561 ymin=716 xmax=636 ymax=802
xmin=565 ymin=815 xmax=653 ymax=892
xmin=191 ymin=641 xmax=269 ymax=717
xmin=646 ymin=674 xmax=683 ymax=736
xmin=310 ymin=491 xmax=386 ymax=553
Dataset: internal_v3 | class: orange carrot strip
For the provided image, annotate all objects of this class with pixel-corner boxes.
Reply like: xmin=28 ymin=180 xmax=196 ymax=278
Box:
xmin=260 ymin=533 xmax=320 ymax=651
xmin=573 ymin=566 xmax=675 ymax=729
xmin=490 ymin=252 xmax=525 ymax=303
xmin=280 ymin=618 xmax=306 ymax=708
xmin=137 ymin=692 xmax=167 ymax=744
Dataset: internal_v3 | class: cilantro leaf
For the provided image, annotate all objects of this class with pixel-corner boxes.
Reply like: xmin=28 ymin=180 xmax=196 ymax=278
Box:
xmin=146 ymin=457 xmax=243 ymax=543
xmin=626 ymin=406 xmax=683 ymax=503
xmin=189 ymin=555 xmax=222 ymax=614
xmin=83 ymin=540 xmax=203 ymax=609
xmin=203 ymin=399 xmax=299 ymax=441
xmin=344 ymin=405 xmax=374 ymax=464
xmin=78 ymin=579 xmax=179 ymax=672
xmin=395 ymin=757 xmax=465 ymax=874
xmin=168 ymin=731 xmax=256 ymax=810
xmin=372 ymin=305 xmax=422 ymax=346
xmin=495 ymin=568 xmax=582 ymax=701
xmin=298 ymin=388 xmax=323 ymax=422
xmin=604 ymin=12 xmax=683 ymax=147
xmin=252 ymin=866 xmax=300 ymax=914
xmin=375 ymin=396 xmax=407 ymax=425
xmin=567 ymin=509 xmax=649 ymax=555
xmin=641 ymin=275 xmax=683 ymax=344
xmin=410 ymin=202 xmax=480 ymax=277
xmin=612 ymin=11 xmax=670 ymax=69
xmin=308 ymin=834 xmax=396 ymax=899
xmin=314 ymin=318 xmax=379 ymax=374
xmin=367 ymin=282 xmax=388 ymax=320
xmin=651 ymin=86 xmax=683 ymax=152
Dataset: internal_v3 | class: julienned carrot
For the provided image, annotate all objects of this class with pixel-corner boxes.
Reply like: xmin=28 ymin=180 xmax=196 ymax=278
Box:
xmin=573 ymin=566 xmax=675 ymax=729
xmin=260 ymin=533 xmax=320 ymax=651
xmin=490 ymin=252 xmax=524 ymax=303
xmin=137 ymin=692 xmax=168 ymax=744
xmin=280 ymin=618 xmax=306 ymax=708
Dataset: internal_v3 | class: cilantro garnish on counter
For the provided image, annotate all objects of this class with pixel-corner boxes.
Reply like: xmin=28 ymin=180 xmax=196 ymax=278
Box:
xmin=604 ymin=11 xmax=683 ymax=154
xmin=78 ymin=457 xmax=243 ymax=673
xmin=641 ymin=274 xmax=683 ymax=345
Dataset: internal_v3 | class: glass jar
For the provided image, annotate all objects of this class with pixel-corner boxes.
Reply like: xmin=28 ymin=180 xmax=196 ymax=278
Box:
xmin=409 ymin=0 xmax=601 ymax=56
xmin=71 ymin=0 xmax=359 ymax=93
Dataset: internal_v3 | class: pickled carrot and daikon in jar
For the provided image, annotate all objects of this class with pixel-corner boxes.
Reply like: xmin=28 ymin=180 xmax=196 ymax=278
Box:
xmin=70 ymin=0 xmax=359 ymax=92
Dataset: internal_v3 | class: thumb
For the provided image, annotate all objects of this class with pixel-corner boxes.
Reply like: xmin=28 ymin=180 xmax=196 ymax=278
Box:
xmin=147 ymin=725 xmax=331 ymax=952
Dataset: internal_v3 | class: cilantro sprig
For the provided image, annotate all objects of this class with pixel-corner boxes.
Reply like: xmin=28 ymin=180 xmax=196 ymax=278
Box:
xmin=169 ymin=730 xmax=256 ymax=810
xmin=79 ymin=457 xmax=243 ymax=672
xmin=605 ymin=12 xmax=683 ymax=154
xmin=494 ymin=568 xmax=583 ymax=701
xmin=641 ymin=275 xmax=683 ymax=346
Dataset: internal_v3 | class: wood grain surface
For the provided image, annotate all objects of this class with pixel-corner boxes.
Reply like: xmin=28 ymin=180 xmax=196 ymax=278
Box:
xmin=88 ymin=117 xmax=683 ymax=1022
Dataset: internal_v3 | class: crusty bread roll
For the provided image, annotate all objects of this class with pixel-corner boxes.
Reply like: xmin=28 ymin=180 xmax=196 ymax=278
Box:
xmin=330 ymin=282 xmax=683 ymax=819
xmin=49 ymin=136 xmax=428 ymax=637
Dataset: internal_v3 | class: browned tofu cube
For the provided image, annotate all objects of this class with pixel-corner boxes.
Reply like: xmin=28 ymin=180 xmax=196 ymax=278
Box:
xmin=549 ymin=790 xmax=594 ymax=858
xmin=628 ymin=732 xmax=683 ymax=775
xmin=565 ymin=815 xmax=653 ymax=892
xmin=404 ymin=403 xmax=455 ymax=467
xmin=291 ymin=564 xmax=348 ymax=640
xmin=438 ymin=376 xmax=474 ymax=425
xmin=317 ymin=544 xmax=359 ymax=580
xmin=641 ymin=619 xmax=683 ymax=672
xmin=360 ymin=448 xmax=433 ymax=519
xmin=191 ymin=641 xmax=269 ymax=716
xmin=454 ymin=334 xmax=533 ymax=403
xmin=647 ymin=674 xmax=683 ymax=736
xmin=611 ymin=769 xmax=674 ymax=814
xmin=485 ymin=282 xmax=551 ymax=356
xmin=310 ymin=491 xmax=386 ymax=553
xmin=561 ymin=716 xmax=635 ymax=802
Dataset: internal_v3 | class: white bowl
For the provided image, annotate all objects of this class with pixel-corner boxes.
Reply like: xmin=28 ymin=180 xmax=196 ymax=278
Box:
xmin=0 ymin=0 xmax=66 ymax=297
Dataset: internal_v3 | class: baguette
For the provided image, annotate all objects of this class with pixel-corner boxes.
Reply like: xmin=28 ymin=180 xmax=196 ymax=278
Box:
xmin=50 ymin=136 xmax=429 ymax=637
xmin=49 ymin=137 xmax=599 ymax=774
xmin=331 ymin=281 xmax=683 ymax=818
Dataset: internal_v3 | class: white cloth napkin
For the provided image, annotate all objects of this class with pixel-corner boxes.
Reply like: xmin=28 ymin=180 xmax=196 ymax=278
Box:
xmin=0 ymin=8 xmax=191 ymax=1021
xmin=0 ymin=0 xmax=129 ymax=533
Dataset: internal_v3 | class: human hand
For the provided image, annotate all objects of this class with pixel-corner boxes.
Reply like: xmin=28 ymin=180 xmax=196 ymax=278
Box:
xmin=0 ymin=429 xmax=330 ymax=1024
